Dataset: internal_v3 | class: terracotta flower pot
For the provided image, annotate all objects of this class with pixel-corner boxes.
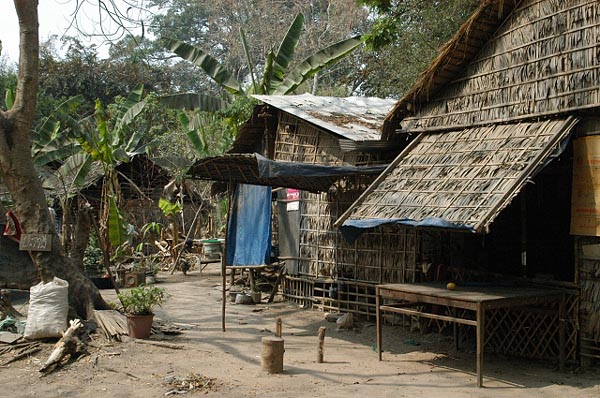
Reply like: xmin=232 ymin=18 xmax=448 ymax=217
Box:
xmin=126 ymin=314 xmax=154 ymax=339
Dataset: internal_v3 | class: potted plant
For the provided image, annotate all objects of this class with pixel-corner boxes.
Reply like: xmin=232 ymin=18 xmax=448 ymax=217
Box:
xmin=118 ymin=284 xmax=167 ymax=339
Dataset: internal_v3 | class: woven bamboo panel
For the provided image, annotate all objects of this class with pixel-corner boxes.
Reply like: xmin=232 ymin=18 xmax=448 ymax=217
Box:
xmin=274 ymin=113 xmax=374 ymax=166
xmin=403 ymin=0 xmax=600 ymax=132
xmin=385 ymin=293 xmax=578 ymax=362
xmin=298 ymin=185 xmax=417 ymax=284
xmin=576 ymin=236 xmax=600 ymax=344
xmin=484 ymin=294 xmax=578 ymax=362
xmin=341 ymin=118 xmax=577 ymax=233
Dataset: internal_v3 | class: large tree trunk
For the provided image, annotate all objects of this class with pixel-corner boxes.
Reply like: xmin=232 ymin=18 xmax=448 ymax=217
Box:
xmin=0 ymin=0 xmax=109 ymax=319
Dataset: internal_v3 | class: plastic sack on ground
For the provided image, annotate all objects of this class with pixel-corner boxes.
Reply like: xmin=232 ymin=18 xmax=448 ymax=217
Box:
xmin=24 ymin=277 xmax=69 ymax=339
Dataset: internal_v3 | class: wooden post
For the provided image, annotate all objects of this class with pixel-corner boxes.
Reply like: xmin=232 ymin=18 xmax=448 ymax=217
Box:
xmin=222 ymin=182 xmax=235 ymax=332
xmin=559 ymin=294 xmax=566 ymax=371
xmin=476 ymin=303 xmax=485 ymax=388
xmin=317 ymin=326 xmax=327 ymax=363
xmin=275 ymin=317 xmax=282 ymax=338
xmin=261 ymin=337 xmax=284 ymax=373
xmin=376 ymin=287 xmax=382 ymax=361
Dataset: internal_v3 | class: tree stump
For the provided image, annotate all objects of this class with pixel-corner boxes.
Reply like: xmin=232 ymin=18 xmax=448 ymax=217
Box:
xmin=261 ymin=336 xmax=284 ymax=373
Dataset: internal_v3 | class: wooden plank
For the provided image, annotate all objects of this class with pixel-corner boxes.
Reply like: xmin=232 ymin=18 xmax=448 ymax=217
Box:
xmin=379 ymin=305 xmax=478 ymax=327
xmin=0 ymin=332 xmax=22 ymax=344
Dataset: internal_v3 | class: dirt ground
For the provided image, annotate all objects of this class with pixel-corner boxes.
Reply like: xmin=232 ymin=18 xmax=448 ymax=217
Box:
xmin=1 ymin=264 xmax=600 ymax=398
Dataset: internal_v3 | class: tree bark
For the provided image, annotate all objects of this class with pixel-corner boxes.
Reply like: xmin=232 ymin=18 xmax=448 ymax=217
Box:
xmin=0 ymin=0 xmax=109 ymax=319
xmin=70 ymin=202 xmax=92 ymax=271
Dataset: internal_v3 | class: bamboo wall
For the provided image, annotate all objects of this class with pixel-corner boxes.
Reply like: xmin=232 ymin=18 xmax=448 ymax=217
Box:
xmin=274 ymin=113 xmax=417 ymax=291
xmin=403 ymin=0 xmax=600 ymax=132
xmin=577 ymin=236 xmax=600 ymax=364
xmin=274 ymin=113 xmax=376 ymax=166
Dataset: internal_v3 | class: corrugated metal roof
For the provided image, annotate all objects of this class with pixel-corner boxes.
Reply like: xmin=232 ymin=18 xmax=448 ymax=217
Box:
xmin=252 ymin=94 xmax=396 ymax=141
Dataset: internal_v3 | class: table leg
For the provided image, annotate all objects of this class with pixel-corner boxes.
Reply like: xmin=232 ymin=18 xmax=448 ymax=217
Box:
xmin=376 ymin=291 xmax=382 ymax=361
xmin=452 ymin=307 xmax=459 ymax=351
xmin=476 ymin=303 xmax=485 ymax=387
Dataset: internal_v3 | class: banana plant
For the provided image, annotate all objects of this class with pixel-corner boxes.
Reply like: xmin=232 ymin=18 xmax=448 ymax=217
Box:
xmin=162 ymin=13 xmax=362 ymax=100
xmin=82 ymin=84 xmax=151 ymax=252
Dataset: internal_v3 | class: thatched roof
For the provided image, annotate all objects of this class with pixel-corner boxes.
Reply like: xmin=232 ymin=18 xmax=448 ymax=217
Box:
xmin=386 ymin=0 xmax=600 ymax=134
xmin=187 ymin=153 xmax=386 ymax=194
xmin=384 ymin=0 xmax=519 ymax=135
xmin=336 ymin=117 xmax=578 ymax=233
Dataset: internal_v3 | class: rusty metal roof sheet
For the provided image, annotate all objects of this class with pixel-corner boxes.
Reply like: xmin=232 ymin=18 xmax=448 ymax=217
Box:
xmin=252 ymin=94 xmax=396 ymax=141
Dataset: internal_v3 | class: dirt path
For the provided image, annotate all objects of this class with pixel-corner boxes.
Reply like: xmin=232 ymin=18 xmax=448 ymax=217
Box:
xmin=1 ymin=265 xmax=599 ymax=397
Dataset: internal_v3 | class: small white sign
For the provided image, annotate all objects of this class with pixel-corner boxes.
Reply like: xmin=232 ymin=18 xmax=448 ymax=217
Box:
xmin=287 ymin=201 xmax=300 ymax=212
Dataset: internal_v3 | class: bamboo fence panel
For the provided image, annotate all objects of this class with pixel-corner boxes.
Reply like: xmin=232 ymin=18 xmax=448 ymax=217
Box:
xmin=401 ymin=0 xmax=600 ymax=132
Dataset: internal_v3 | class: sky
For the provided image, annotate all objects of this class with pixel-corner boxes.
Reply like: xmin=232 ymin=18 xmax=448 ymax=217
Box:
xmin=0 ymin=1 xmax=149 ymax=63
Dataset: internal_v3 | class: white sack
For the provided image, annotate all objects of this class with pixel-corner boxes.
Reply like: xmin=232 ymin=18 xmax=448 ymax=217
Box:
xmin=24 ymin=277 xmax=69 ymax=339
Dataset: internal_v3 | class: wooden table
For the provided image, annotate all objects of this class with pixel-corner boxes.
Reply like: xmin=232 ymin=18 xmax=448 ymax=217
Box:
xmin=376 ymin=283 xmax=566 ymax=387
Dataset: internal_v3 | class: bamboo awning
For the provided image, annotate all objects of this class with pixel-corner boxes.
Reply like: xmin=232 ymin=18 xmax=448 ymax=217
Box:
xmin=335 ymin=117 xmax=579 ymax=238
xmin=187 ymin=153 xmax=386 ymax=193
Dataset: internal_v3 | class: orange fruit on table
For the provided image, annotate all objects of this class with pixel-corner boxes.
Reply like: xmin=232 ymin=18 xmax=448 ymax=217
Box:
xmin=446 ymin=282 xmax=456 ymax=290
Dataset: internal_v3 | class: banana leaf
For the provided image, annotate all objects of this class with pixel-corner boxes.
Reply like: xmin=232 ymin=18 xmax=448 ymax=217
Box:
xmin=240 ymin=27 xmax=258 ymax=94
xmin=273 ymin=35 xmax=363 ymax=95
xmin=163 ymin=38 xmax=244 ymax=95
xmin=108 ymin=196 xmax=129 ymax=247
xmin=272 ymin=13 xmax=304 ymax=84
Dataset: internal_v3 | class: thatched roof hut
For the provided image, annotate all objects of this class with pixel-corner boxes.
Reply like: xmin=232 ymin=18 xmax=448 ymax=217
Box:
xmin=337 ymin=0 xmax=600 ymax=364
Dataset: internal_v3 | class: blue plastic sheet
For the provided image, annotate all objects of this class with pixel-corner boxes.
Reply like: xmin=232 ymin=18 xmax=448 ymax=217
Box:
xmin=339 ymin=217 xmax=474 ymax=244
xmin=226 ymin=184 xmax=272 ymax=265
xmin=255 ymin=153 xmax=386 ymax=179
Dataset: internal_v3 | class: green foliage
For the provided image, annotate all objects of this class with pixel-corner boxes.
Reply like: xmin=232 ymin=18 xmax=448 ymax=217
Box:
xmin=108 ymin=196 xmax=130 ymax=248
xmin=158 ymin=198 xmax=183 ymax=217
xmin=118 ymin=284 xmax=168 ymax=315
xmin=358 ymin=0 xmax=478 ymax=97
xmin=163 ymin=13 xmax=362 ymax=96
xmin=0 ymin=59 xmax=16 ymax=110
xmin=83 ymin=235 xmax=103 ymax=270
xmin=32 ymin=95 xmax=85 ymax=167
xmin=78 ymin=84 xmax=149 ymax=170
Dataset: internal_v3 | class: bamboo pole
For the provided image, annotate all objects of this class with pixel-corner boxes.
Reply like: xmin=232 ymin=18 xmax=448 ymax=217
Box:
xmin=222 ymin=182 xmax=235 ymax=332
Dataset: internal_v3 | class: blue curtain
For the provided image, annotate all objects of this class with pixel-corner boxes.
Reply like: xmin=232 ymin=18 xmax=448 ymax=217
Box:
xmin=226 ymin=184 xmax=272 ymax=265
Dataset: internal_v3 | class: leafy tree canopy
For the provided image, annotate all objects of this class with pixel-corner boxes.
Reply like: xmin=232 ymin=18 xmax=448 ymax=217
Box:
xmin=357 ymin=0 xmax=478 ymax=97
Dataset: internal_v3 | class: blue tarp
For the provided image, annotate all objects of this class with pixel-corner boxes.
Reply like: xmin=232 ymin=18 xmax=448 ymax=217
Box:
xmin=226 ymin=184 xmax=272 ymax=265
xmin=255 ymin=153 xmax=386 ymax=179
xmin=339 ymin=217 xmax=475 ymax=244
